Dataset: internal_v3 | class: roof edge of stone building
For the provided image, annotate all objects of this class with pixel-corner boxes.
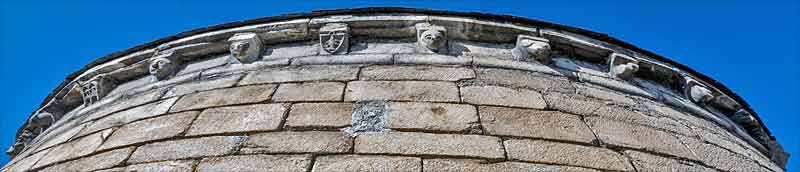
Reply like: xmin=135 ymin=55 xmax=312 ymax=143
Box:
xmin=17 ymin=7 xmax=784 ymax=165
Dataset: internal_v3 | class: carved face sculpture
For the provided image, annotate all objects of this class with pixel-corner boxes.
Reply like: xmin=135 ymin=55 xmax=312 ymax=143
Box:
xmin=520 ymin=38 xmax=551 ymax=61
xmin=612 ymin=63 xmax=639 ymax=79
xmin=420 ymin=29 xmax=446 ymax=50
xmin=689 ymin=85 xmax=715 ymax=104
xmin=149 ymin=57 xmax=175 ymax=80
xmin=230 ymin=41 xmax=251 ymax=60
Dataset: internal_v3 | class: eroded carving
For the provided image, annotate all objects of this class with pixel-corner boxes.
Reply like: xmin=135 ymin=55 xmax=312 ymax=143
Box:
xmin=228 ymin=32 xmax=263 ymax=63
xmin=511 ymin=35 xmax=551 ymax=64
xmin=319 ymin=23 xmax=350 ymax=55
xmin=415 ymin=23 xmax=447 ymax=52
xmin=149 ymin=57 xmax=176 ymax=81
xmin=608 ymin=53 xmax=639 ymax=80
xmin=683 ymin=77 xmax=716 ymax=105
xmin=80 ymin=75 xmax=117 ymax=105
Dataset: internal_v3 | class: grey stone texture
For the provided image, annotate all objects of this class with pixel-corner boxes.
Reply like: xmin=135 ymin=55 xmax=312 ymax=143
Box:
xmin=504 ymin=139 xmax=631 ymax=171
xmin=345 ymin=81 xmax=460 ymax=102
xmin=239 ymin=65 xmax=358 ymax=85
xmin=387 ymin=102 xmax=478 ymax=132
xmin=39 ymin=147 xmax=135 ymax=172
xmin=423 ymin=159 xmax=600 ymax=172
xmin=99 ymin=111 xmax=198 ymax=150
xmin=460 ymin=86 xmax=546 ymax=109
xmin=584 ymin=117 xmax=695 ymax=158
xmin=272 ymin=82 xmax=345 ymax=102
xmin=186 ymin=104 xmax=288 ymax=135
xmin=285 ymin=103 xmax=353 ymax=129
xmin=479 ymin=106 xmax=596 ymax=143
xmin=128 ymin=136 xmax=244 ymax=163
xmin=361 ymin=66 xmax=475 ymax=81
xmin=196 ymin=154 xmax=311 ymax=172
xmin=241 ymin=131 xmax=352 ymax=154
xmin=312 ymin=155 xmax=421 ymax=172
xmin=170 ymin=84 xmax=276 ymax=112
xmin=355 ymin=132 xmax=505 ymax=159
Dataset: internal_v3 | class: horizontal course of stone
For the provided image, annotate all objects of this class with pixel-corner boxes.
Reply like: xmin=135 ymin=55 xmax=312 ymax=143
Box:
xmin=3 ymin=7 xmax=786 ymax=171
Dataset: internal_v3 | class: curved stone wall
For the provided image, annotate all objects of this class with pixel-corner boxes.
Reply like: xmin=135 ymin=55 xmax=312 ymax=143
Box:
xmin=2 ymin=8 xmax=787 ymax=172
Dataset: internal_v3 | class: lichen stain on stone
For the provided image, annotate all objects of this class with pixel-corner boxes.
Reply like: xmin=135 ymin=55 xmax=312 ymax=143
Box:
xmin=343 ymin=101 xmax=390 ymax=137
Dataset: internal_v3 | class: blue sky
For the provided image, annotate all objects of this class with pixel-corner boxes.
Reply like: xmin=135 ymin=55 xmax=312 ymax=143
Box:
xmin=1 ymin=0 xmax=797 ymax=170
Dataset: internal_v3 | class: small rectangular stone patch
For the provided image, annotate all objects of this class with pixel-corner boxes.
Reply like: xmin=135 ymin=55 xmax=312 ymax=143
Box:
xmin=170 ymin=84 xmax=276 ymax=112
xmin=345 ymin=81 xmax=460 ymax=102
xmin=312 ymin=155 xmax=421 ymax=172
xmin=387 ymin=102 xmax=478 ymax=132
xmin=361 ymin=66 xmax=475 ymax=81
xmin=100 ymin=111 xmax=198 ymax=150
xmin=239 ymin=65 xmax=358 ymax=85
xmin=479 ymin=106 xmax=596 ymax=143
xmin=460 ymin=86 xmax=546 ymax=109
xmin=504 ymin=139 xmax=631 ymax=171
xmin=241 ymin=131 xmax=352 ymax=154
xmin=128 ymin=136 xmax=245 ymax=164
xmin=423 ymin=159 xmax=600 ymax=172
xmin=272 ymin=82 xmax=344 ymax=102
xmin=355 ymin=132 xmax=504 ymax=159
xmin=196 ymin=154 xmax=311 ymax=172
xmin=187 ymin=104 xmax=288 ymax=136
xmin=286 ymin=103 xmax=353 ymax=129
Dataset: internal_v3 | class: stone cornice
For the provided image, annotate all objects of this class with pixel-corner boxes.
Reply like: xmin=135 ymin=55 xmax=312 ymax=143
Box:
xmin=11 ymin=7 xmax=786 ymax=166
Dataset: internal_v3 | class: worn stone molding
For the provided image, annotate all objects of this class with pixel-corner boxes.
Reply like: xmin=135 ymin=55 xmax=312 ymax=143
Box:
xmin=7 ymin=7 xmax=786 ymax=167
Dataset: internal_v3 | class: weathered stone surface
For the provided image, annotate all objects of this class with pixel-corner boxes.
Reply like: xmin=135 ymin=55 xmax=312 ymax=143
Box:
xmin=239 ymin=66 xmax=358 ymax=85
xmin=35 ymin=129 xmax=113 ymax=168
xmin=39 ymin=147 xmax=134 ymax=172
xmin=460 ymin=86 xmax=546 ymax=109
xmin=291 ymin=54 xmax=393 ymax=65
xmin=128 ymin=136 xmax=245 ymax=163
xmin=394 ymin=54 xmax=472 ymax=65
xmin=187 ymin=104 xmax=288 ymax=136
xmin=169 ymin=84 xmax=276 ymax=112
xmin=241 ymin=131 xmax=351 ymax=154
xmin=591 ymin=105 xmax=694 ymax=136
xmin=33 ymin=121 xmax=88 ymax=152
xmin=355 ymin=132 xmax=504 ymax=159
xmin=122 ymin=160 xmax=198 ymax=172
xmin=99 ymin=111 xmax=198 ymax=150
xmin=82 ymin=88 xmax=166 ymax=122
xmin=345 ymin=81 xmax=460 ymax=102
xmin=286 ymin=103 xmax=353 ymax=129
xmin=504 ymin=139 xmax=630 ymax=171
xmin=576 ymin=84 xmax=635 ymax=105
xmin=479 ymin=106 xmax=596 ymax=143
xmin=272 ymin=82 xmax=344 ymax=102
xmin=361 ymin=66 xmax=475 ymax=81
xmin=176 ymin=55 xmax=228 ymax=75
xmin=79 ymin=97 xmax=179 ymax=137
xmin=312 ymin=155 xmax=421 ymax=172
xmin=542 ymin=91 xmax=604 ymax=116
xmin=584 ymin=117 xmax=694 ymax=158
xmin=196 ymin=154 xmax=311 ymax=172
xmin=576 ymin=72 xmax=657 ymax=99
xmin=387 ymin=102 xmax=478 ymax=132
xmin=473 ymin=57 xmax=563 ymax=76
xmin=2 ymin=149 xmax=49 ymax=172
xmin=474 ymin=68 xmax=574 ymax=93
xmin=423 ymin=159 xmax=600 ymax=172
xmin=625 ymin=150 xmax=715 ymax=172
xmin=679 ymin=136 xmax=767 ymax=172
xmin=163 ymin=74 xmax=243 ymax=98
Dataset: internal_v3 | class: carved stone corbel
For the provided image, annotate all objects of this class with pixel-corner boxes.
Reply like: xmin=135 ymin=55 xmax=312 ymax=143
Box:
xmin=149 ymin=53 xmax=177 ymax=81
xmin=227 ymin=32 xmax=263 ymax=64
xmin=415 ymin=23 xmax=447 ymax=53
xmin=511 ymin=35 xmax=551 ymax=64
xmin=683 ymin=77 xmax=716 ymax=105
xmin=79 ymin=74 xmax=117 ymax=105
xmin=319 ymin=23 xmax=350 ymax=55
xmin=607 ymin=53 xmax=639 ymax=80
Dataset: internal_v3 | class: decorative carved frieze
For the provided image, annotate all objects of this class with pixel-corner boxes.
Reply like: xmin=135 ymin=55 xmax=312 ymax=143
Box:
xmin=511 ymin=35 xmax=551 ymax=64
xmin=415 ymin=23 xmax=447 ymax=53
xmin=607 ymin=53 xmax=639 ymax=80
xmin=319 ymin=23 xmax=350 ymax=55
xmin=227 ymin=32 xmax=263 ymax=64
xmin=79 ymin=74 xmax=117 ymax=105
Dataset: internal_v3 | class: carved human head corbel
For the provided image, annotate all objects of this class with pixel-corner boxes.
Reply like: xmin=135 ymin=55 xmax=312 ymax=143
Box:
xmin=149 ymin=56 xmax=177 ymax=81
xmin=512 ymin=35 xmax=552 ymax=64
xmin=607 ymin=53 xmax=639 ymax=80
xmin=684 ymin=77 xmax=716 ymax=104
xmin=415 ymin=23 xmax=447 ymax=52
xmin=319 ymin=23 xmax=350 ymax=55
xmin=227 ymin=32 xmax=263 ymax=63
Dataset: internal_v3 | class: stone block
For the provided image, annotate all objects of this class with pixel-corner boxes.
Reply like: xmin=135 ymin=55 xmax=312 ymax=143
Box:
xmin=460 ymin=86 xmax=546 ymax=109
xmin=355 ymin=132 xmax=504 ymax=159
xmin=679 ymin=136 xmax=768 ymax=172
xmin=285 ymin=103 xmax=353 ymax=129
xmin=196 ymin=154 xmax=311 ymax=172
xmin=576 ymin=84 xmax=635 ymax=105
xmin=473 ymin=57 xmax=563 ymax=76
xmin=360 ymin=66 xmax=475 ymax=81
xmin=312 ymin=155 xmax=421 ymax=172
xmin=272 ymin=82 xmax=344 ymax=102
xmin=591 ymin=105 xmax=694 ymax=137
xmin=241 ymin=131 xmax=351 ymax=154
xmin=349 ymin=42 xmax=418 ymax=54
xmin=345 ymin=81 xmax=460 ymax=102
xmin=262 ymin=42 xmax=318 ymax=60
xmin=584 ymin=117 xmax=694 ymax=159
xmin=39 ymin=147 xmax=134 ymax=172
xmin=186 ymin=104 xmax=288 ymax=136
xmin=394 ymin=54 xmax=472 ymax=66
xmin=79 ymin=97 xmax=179 ymax=137
xmin=387 ymin=102 xmax=478 ymax=132
xmin=1 ymin=149 xmax=49 ymax=172
xmin=576 ymin=72 xmax=657 ymax=99
xmin=625 ymin=150 xmax=715 ymax=172
xmin=99 ymin=111 xmax=197 ymax=150
xmin=291 ymin=54 xmax=393 ymax=65
xmin=239 ymin=66 xmax=358 ymax=85
xmin=32 ymin=121 xmax=88 ymax=152
xmin=423 ymin=159 xmax=600 ymax=172
xmin=475 ymin=68 xmax=575 ymax=93
xmin=122 ymin=160 xmax=198 ymax=172
xmin=479 ymin=106 xmax=596 ymax=143
xmin=175 ymin=55 xmax=228 ymax=76
xmin=81 ymin=88 xmax=165 ymax=122
xmin=128 ymin=136 xmax=245 ymax=163
xmin=504 ymin=139 xmax=631 ymax=171
xmin=169 ymin=84 xmax=276 ymax=112
xmin=34 ymin=129 xmax=113 ymax=169
xmin=542 ymin=92 xmax=605 ymax=116
xmin=163 ymin=74 xmax=243 ymax=98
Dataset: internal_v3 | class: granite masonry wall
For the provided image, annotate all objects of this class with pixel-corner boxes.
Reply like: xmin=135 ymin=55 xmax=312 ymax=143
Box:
xmin=2 ymin=8 xmax=787 ymax=172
